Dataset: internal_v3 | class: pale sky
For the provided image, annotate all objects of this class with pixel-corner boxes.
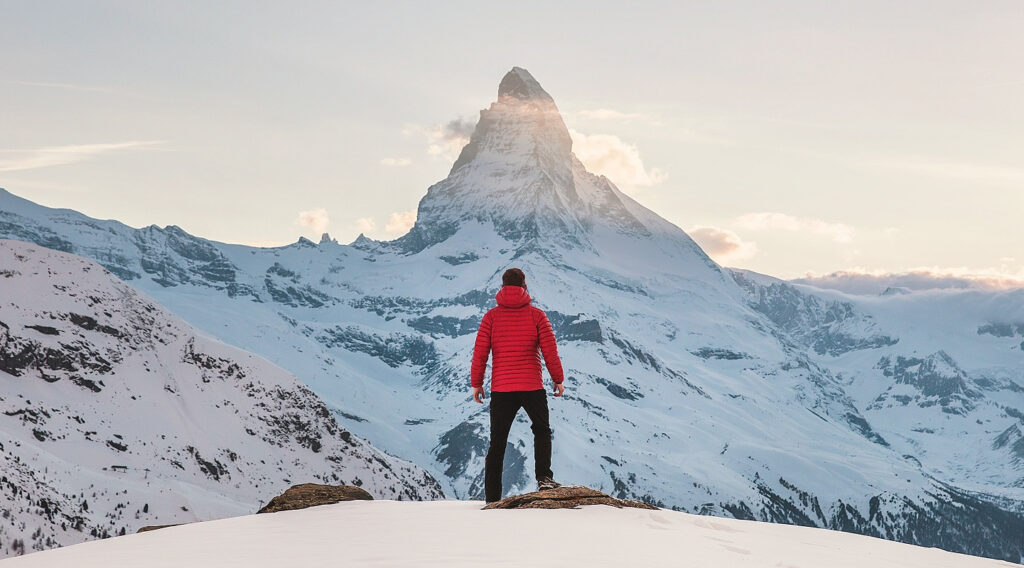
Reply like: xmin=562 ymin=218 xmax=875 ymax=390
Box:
xmin=2 ymin=1 xmax=1022 ymax=283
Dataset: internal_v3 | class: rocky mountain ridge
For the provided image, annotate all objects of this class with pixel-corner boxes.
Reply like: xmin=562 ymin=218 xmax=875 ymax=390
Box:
xmin=0 ymin=240 xmax=442 ymax=557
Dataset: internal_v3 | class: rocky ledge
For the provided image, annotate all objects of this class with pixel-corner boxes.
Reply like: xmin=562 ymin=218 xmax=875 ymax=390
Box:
xmin=257 ymin=483 xmax=374 ymax=514
xmin=136 ymin=524 xmax=180 ymax=533
xmin=483 ymin=486 xmax=658 ymax=510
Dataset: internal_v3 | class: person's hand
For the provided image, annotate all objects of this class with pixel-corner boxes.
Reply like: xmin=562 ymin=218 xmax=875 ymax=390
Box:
xmin=472 ymin=387 xmax=486 ymax=403
xmin=552 ymin=382 xmax=565 ymax=397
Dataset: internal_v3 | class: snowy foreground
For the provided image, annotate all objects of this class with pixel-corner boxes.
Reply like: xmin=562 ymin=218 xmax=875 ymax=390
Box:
xmin=3 ymin=501 xmax=1017 ymax=568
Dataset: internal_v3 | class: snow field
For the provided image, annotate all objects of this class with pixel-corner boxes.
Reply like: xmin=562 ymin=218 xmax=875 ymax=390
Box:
xmin=4 ymin=500 xmax=1018 ymax=568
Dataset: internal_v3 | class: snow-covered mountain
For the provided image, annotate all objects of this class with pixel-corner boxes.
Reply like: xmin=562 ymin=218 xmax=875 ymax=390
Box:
xmin=1 ymin=67 xmax=1023 ymax=561
xmin=0 ymin=240 xmax=442 ymax=557
xmin=730 ymin=270 xmax=1024 ymax=492
xmin=4 ymin=500 xmax=1019 ymax=568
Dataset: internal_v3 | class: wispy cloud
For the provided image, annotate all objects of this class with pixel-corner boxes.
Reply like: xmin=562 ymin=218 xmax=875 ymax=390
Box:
xmin=380 ymin=158 xmax=412 ymax=167
xmin=785 ymin=145 xmax=1024 ymax=187
xmin=569 ymin=129 xmax=666 ymax=191
xmin=0 ymin=141 xmax=164 ymax=172
xmin=7 ymin=80 xmax=118 ymax=94
xmin=866 ymin=156 xmax=1024 ymax=185
xmin=688 ymin=225 xmax=758 ymax=264
xmin=793 ymin=264 xmax=1024 ymax=293
xmin=573 ymin=109 xmax=646 ymax=121
xmin=296 ymin=208 xmax=330 ymax=234
xmin=404 ymin=117 xmax=476 ymax=161
xmin=733 ymin=212 xmax=854 ymax=243
xmin=385 ymin=210 xmax=416 ymax=234
xmin=354 ymin=217 xmax=376 ymax=234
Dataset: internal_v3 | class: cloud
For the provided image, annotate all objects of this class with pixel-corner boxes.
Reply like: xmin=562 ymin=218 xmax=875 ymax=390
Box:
xmin=441 ymin=117 xmax=476 ymax=140
xmin=733 ymin=212 xmax=854 ymax=243
xmin=385 ymin=210 xmax=417 ymax=234
xmin=0 ymin=141 xmax=163 ymax=172
xmin=873 ymin=157 xmax=1024 ymax=185
xmin=688 ymin=226 xmax=758 ymax=264
xmin=296 ymin=208 xmax=330 ymax=234
xmin=405 ymin=117 xmax=476 ymax=161
xmin=788 ymin=146 xmax=1024 ymax=187
xmin=793 ymin=264 xmax=1024 ymax=294
xmin=380 ymin=158 xmax=412 ymax=167
xmin=569 ymin=129 xmax=667 ymax=190
xmin=7 ymin=80 xmax=117 ymax=94
xmin=355 ymin=217 xmax=377 ymax=234
xmin=574 ymin=109 xmax=645 ymax=121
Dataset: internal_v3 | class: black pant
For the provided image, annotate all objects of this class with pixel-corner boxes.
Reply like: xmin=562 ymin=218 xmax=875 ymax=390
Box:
xmin=485 ymin=389 xmax=553 ymax=502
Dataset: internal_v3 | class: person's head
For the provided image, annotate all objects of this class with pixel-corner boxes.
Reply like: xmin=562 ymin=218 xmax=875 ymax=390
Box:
xmin=502 ymin=267 xmax=526 ymax=289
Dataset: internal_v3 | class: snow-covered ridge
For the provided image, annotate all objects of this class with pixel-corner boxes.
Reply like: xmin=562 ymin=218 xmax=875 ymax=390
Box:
xmin=0 ymin=240 xmax=442 ymax=557
xmin=3 ymin=500 xmax=1019 ymax=568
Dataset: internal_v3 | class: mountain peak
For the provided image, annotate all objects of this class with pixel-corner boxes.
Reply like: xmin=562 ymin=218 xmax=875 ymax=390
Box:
xmin=445 ymin=66 xmax=572 ymax=182
xmin=394 ymin=67 xmax=705 ymax=263
xmin=497 ymin=67 xmax=553 ymax=102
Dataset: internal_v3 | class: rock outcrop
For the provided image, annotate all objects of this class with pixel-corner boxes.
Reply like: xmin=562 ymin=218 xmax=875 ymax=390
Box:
xmin=257 ymin=483 xmax=374 ymax=514
xmin=136 ymin=524 xmax=180 ymax=533
xmin=482 ymin=486 xmax=658 ymax=510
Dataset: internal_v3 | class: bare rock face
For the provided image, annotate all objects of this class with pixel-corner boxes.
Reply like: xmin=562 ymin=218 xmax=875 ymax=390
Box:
xmin=257 ymin=483 xmax=373 ymax=514
xmin=482 ymin=486 xmax=658 ymax=510
xmin=137 ymin=524 xmax=180 ymax=533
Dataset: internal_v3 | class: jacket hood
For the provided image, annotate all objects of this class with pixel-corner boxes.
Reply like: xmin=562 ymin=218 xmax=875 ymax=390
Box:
xmin=495 ymin=285 xmax=531 ymax=308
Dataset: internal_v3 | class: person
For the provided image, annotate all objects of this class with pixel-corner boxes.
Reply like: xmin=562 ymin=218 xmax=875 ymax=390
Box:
xmin=471 ymin=267 xmax=565 ymax=503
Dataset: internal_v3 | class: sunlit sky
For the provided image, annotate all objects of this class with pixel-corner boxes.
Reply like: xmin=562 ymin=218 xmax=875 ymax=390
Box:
xmin=2 ymin=1 xmax=1022 ymax=283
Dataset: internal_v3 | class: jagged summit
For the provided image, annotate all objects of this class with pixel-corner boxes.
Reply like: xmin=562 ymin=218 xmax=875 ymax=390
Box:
xmin=497 ymin=66 xmax=555 ymax=102
xmin=397 ymin=67 xmax=707 ymax=265
xmin=448 ymin=66 xmax=571 ymax=176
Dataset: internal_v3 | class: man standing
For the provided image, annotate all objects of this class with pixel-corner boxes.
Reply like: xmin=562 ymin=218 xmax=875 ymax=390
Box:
xmin=472 ymin=267 xmax=565 ymax=503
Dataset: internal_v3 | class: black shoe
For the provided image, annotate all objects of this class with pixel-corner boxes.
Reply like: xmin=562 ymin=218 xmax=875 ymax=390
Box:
xmin=538 ymin=477 xmax=562 ymax=491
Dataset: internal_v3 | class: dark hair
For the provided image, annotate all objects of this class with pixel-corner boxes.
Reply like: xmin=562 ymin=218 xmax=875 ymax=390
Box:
xmin=502 ymin=267 xmax=526 ymax=288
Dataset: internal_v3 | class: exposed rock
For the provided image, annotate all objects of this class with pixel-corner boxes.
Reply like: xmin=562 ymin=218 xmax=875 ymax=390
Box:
xmin=483 ymin=485 xmax=658 ymax=510
xmin=731 ymin=271 xmax=899 ymax=356
xmin=257 ymin=483 xmax=373 ymax=514
xmin=870 ymin=351 xmax=981 ymax=415
xmin=314 ymin=325 xmax=438 ymax=369
xmin=137 ymin=524 xmax=181 ymax=533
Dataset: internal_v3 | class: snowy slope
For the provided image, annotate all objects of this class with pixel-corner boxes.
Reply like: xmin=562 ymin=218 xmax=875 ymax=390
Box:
xmin=3 ymin=500 xmax=1020 ymax=568
xmin=731 ymin=272 xmax=1024 ymax=495
xmin=0 ymin=240 xmax=442 ymax=557
xmin=1 ymin=67 xmax=1023 ymax=561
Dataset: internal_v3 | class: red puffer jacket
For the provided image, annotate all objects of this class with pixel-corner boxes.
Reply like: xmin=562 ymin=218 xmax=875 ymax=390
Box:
xmin=471 ymin=286 xmax=564 ymax=392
